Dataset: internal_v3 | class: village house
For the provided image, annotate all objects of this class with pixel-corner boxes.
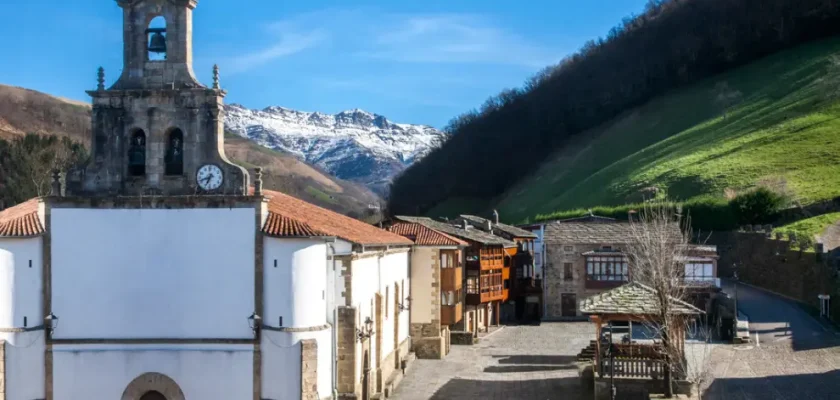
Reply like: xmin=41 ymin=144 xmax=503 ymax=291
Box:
xmin=541 ymin=216 xmax=719 ymax=320
xmin=0 ymin=2 xmax=415 ymax=399
xmin=455 ymin=214 xmax=542 ymax=323
xmin=384 ymin=221 xmax=469 ymax=359
xmin=392 ymin=216 xmax=516 ymax=335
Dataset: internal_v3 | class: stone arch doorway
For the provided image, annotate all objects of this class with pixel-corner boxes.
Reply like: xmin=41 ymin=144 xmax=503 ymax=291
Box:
xmin=121 ymin=372 xmax=185 ymax=400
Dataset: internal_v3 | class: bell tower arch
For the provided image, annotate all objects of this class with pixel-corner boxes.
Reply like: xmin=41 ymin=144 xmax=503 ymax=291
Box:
xmin=68 ymin=0 xmax=249 ymax=197
xmin=113 ymin=0 xmax=201 ymax=90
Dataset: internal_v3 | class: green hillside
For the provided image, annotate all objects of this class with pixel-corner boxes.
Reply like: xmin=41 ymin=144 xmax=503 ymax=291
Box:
xmin=436 ymin=38 xmax=840 ymax=223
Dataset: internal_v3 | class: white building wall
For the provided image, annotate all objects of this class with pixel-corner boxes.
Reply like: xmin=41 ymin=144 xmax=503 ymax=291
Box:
xmin=50 ymin=208 xmax=256 ymax=339
xmin=410 ymin=247 xmax=433 ymax=324
xmin=4 ymin=332 xmax=45 ymax=400
xmin=262 ymin=237 xmax=333 ymax=399
xmin=261 ymin=329 xmax=333 ymax=400
xmin=0 ymin=238 xmax=43 ymax=331
xmin=349 ymin=250 xmax=410 ymax=383
xmin=263 ymin=238 xmax=327 ymax=329
xmin=52 ymin=344 xmax=252 ymax=399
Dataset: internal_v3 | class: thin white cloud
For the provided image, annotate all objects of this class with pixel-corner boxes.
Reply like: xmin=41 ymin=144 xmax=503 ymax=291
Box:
xmin=227 ymin=30 xmax=326 ymax=74
xmin=226 ymin=9 xmax=557 ymax=72
xmin=363 ymin=14 xmax=558 ymax=68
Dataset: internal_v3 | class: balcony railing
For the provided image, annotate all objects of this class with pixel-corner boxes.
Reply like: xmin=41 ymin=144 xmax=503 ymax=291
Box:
xmin=441 ymin=302 xmax=463 ymax=325
xmin=441 ymin=266 xmax=463 ymax=292
xmin=466 ymin=289 xmax=506 ymax=305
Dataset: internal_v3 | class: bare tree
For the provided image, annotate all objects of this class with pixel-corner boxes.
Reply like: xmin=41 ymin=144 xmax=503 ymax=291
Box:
xmin=625 ymin=202 xmax=711 ymax=397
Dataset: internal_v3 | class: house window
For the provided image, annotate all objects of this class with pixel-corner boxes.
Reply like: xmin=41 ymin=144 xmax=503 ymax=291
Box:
xmin=441 ymin=290 xmax=460 ymax=306
xmin=466 ymin=276 xmax=479 ymax=294
xmin=504 ymin=255 xmax=511 ymax=267
xmin=586 ymin=255 xmax=628 ymax=281
xmin=564 ymin=263 xmax=573 ymax=281
xmin=564 ymin=246 xmax=574 ymax=252
xmin=466 ymin=248 xmax=479 ymax=262
xmin=684 ymin=262 xmax=714 ymax=281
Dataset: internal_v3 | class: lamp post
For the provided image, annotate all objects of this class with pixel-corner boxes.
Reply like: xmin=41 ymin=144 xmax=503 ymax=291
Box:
xmin=398 ymin=296 xmax=411 ymax=312
xmin=44 ymin=312 xmax=59 ymax=337
xmin=248 ymin=312 xmax=262 ymax=335
xmin=357 ymin=317 xmax=374 ymax=342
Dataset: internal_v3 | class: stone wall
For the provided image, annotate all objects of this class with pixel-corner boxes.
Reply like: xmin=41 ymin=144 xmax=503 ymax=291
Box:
xmin=450 ymin=331 xmax=478 ymax=345
xmin=544 ymin=243 xmax=614 ymax=319
xmin=709 ymin=232 xmax=839 ymax=321
xmin=336 ymin=306 xmax=358 ymax=396
xmin=300 ymin=339 xmax=318 ymax=400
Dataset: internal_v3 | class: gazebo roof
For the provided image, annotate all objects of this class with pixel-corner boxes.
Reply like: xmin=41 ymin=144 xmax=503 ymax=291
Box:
xmin=580 ymin=282 xmax=703 ymax=316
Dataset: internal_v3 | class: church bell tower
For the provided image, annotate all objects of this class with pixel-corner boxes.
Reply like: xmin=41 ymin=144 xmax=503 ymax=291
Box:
xmin=68 ymin=0 xmax=249 ymax=196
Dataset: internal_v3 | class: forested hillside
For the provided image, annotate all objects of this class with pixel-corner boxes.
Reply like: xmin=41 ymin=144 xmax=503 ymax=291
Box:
xmin=388 ymin=0 xmax=840 ymax=218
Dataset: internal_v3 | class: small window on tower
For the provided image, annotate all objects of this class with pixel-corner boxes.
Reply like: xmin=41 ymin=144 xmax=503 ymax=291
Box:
xmin=128 ymin=129 xmax=146 ymax=177
xmin=165 ymin=128 xmax=184 ymax=176
xmin=147 ymin=16 xmax=167 ymax=61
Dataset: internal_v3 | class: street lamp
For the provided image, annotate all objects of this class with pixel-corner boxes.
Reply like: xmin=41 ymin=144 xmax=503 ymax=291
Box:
xmin=398 ymin=296 xmax=411 ymax=312
xmin=44 ymin=312 xmax=59 ymax=336
xmin=357 ymin=317 xmax=374 ymax=342
xmin=248 ymin=312 xmax=262 ymax=334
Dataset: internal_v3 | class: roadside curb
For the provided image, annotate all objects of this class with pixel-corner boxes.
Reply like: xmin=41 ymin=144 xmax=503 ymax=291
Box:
xmin=480 ymin=326 xmax=506 ymax=340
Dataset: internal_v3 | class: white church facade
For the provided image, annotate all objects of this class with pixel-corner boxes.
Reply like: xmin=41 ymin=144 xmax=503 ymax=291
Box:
xmin=0 ymin=1 xmax=414 ymax=399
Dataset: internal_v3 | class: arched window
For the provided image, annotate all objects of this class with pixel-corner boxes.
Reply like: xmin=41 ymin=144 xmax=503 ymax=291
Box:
xmin=128 ymin=130 xmax=146 ymax=177
xmin=165 ymin=128 xmax=184 ymax=175
xmin=147 ymin=16 xmax=167 ymax=61
xmin=139 ymin=391 xmax=167 ymax=400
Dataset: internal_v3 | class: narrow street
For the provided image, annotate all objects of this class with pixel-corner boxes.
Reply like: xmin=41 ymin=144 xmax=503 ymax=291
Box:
xmin=700 ymin=281 xmax=840 ymax=399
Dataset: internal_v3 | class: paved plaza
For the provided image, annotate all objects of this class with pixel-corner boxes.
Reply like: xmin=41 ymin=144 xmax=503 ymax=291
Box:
xmin=393 ymin=283 xmax=840 ymax=399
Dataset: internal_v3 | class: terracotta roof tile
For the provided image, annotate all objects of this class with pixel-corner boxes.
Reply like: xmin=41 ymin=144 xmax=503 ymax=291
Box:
xmin=388 ymin=222 xmax=468 ymax=247
xmin=258 ymin=189 xmax=412 ymax=246
xmin=0 ymin=198 xmax=43 ymax=238
xmin=263 ymin=212 xmax=329 ymax=238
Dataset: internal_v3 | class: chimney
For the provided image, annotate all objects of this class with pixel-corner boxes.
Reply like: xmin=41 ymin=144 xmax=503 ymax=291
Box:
xmin=485 ymin=220 xmax=492 ymax=232
xmin=493 ymin=209 xmax=500 ymax=225
xmin=462 ymin=220 xmax=470 ymax=230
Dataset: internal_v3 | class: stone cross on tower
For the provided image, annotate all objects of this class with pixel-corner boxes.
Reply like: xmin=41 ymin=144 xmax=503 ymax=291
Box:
xmin=68 ymin=0 xmax=249 ymax=197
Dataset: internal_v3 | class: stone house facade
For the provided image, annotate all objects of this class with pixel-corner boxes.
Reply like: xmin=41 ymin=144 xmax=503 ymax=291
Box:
xmin=542 ymin=216 xmax=719 ymax=320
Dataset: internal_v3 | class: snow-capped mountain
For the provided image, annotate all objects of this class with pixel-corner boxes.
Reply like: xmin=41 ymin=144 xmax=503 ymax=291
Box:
xmin=224 ymin=104 xmax=447 ymax=195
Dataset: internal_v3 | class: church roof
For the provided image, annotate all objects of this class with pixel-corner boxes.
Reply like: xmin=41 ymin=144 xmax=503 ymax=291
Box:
xmin=259 ymin=189 xmax=413 ymax=247
xmin=0 ymin=198 xmax=43 ymax=238
xmin=387 ymin=222 xmax=468 ymax=247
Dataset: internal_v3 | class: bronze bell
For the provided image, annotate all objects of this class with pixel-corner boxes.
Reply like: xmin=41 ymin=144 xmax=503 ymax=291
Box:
xmin=148 ymin=31 xmax=167 ymax=54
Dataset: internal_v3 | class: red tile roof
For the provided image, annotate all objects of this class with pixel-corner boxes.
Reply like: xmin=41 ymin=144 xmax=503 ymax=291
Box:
xmin=387 ymin=222 xmax=468 ymax=247
xmin=258 ymin=189 xmax=413 ymax=246
xmin=0 ymin=198 xmax=43 ymax=237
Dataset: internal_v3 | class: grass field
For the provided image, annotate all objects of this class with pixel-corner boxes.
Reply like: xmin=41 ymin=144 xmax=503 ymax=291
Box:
xmin=431 ymin=38 xmax=840 ymax=224
xmin=773 ymin=212 xmax=840 ymax=242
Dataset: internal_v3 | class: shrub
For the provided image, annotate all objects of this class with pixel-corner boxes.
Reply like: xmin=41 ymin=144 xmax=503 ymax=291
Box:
xmin=729 ymin=188 xmax=788 ymax=225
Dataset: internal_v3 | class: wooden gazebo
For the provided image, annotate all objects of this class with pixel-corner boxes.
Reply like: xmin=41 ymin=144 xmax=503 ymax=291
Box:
xmin=580 ymin=282 xmax=703 ymax=380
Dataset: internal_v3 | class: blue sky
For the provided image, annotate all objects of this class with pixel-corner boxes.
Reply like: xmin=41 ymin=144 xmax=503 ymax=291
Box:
xmin=0 ymin=0 xmax=649 ymax=128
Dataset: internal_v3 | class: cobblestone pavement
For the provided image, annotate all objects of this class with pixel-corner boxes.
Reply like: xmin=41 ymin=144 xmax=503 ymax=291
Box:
xmin=392 ymin=322 xmax=595 ymax=400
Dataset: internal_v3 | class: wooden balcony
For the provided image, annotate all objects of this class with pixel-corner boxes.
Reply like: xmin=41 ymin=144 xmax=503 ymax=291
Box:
xmin=440 ymin=302 xmax=463 ymax=326
xmin=466 ymin=289 xmax=506 ymax=305
xmin=441 ymin=266 xmax=463 ymax=292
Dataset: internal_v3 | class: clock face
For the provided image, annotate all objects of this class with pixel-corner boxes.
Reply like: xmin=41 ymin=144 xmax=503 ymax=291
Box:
xmin=196 ymin=164 xmax=224 ymax=191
